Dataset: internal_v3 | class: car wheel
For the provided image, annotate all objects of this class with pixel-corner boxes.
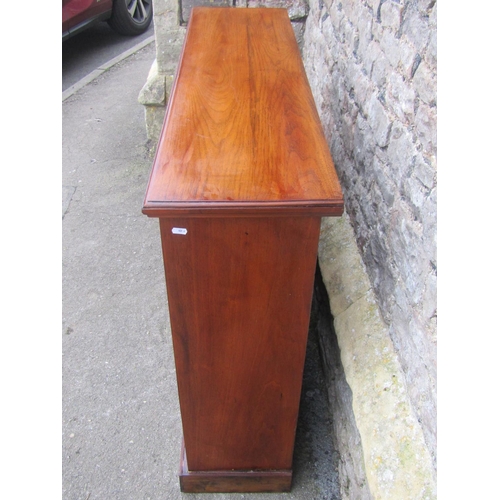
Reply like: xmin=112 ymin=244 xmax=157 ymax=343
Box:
xmin=108 ymin=0 xmax=153 ymax=36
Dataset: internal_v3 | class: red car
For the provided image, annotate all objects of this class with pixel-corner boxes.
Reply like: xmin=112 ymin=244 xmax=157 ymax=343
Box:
xmin=62 ymin=0 xmax=153 ymax=41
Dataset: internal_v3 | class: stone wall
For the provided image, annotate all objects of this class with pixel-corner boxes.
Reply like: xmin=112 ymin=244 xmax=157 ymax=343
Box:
xmin=317 ymin=215 xmax=435 ymax=499
xmin=138 ymin=0 xmax=186 ymax=142
xmin=301 ymin=0 xmax=437 ymax=485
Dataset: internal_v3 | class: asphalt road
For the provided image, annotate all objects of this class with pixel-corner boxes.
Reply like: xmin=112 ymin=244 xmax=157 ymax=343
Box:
xmin=62 ymin=20 xmax=155 ymax=92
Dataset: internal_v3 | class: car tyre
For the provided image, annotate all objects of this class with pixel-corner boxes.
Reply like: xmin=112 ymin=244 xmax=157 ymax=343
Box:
xmin=108 ymin=0 xmax=153 ymax=36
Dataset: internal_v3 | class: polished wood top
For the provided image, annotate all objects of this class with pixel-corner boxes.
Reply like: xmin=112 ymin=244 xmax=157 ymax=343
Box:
xmin=143 ymin=7 xmax=343 ymax=218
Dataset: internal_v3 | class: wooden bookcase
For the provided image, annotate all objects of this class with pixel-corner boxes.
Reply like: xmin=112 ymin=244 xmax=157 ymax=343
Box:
xmin=142 ymin=6 xmax=343 ymax=493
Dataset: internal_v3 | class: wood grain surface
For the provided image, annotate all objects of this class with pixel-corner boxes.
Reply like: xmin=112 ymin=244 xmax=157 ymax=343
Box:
xmin=160 ymin=216 xmax=321 ymax=472
xmin=143 ymin=7 xmax=343 ymax=218
xmin=179 ymin=442 xmax=292 ymax=492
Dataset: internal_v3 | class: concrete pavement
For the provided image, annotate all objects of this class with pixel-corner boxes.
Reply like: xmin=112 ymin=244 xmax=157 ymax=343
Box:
xmin=62 ymin=40 xmax=340 ymax=500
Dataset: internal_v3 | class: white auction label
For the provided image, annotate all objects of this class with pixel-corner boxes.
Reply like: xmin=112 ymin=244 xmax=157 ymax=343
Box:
xmin=172 ymin=227 xmax=188 ymax=235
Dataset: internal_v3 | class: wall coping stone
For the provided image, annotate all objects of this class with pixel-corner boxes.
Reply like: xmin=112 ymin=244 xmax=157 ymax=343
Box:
xmin=318 ymin=215 xmax=436 ymax=500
